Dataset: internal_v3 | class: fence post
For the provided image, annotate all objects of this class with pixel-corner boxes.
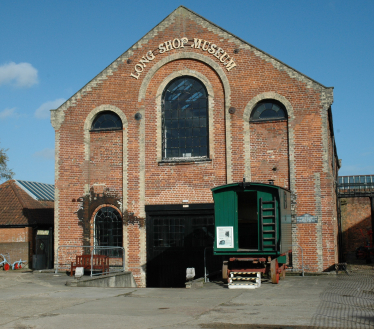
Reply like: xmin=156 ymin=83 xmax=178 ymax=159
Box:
xmin=90 ymin=247 xmax=94 ymax=277
xmin=122 ymin=247 xmax=125 ymax=272
xmin=54 ymin=246 xmax=60 ymax=274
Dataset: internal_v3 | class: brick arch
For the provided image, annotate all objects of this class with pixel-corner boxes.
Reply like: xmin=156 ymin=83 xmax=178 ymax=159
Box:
xmin=243 ymin=92 xmax=295 ymax=192
xmin=90 ymin=204 xmax=123 ymax=250
xmin=134 ymin=54 xmax=234 ymax=285
xmin=138 ymin=52 xmax=234 ymax=185
xmin=84 ymin=105 xmax=128 ymax=270
xmin=83 ymin=105 xmax=128 ymax=205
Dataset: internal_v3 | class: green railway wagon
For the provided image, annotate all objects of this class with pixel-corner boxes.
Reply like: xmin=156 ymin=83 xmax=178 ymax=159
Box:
xmin=211 ymin=181 xmax=292 ymax=287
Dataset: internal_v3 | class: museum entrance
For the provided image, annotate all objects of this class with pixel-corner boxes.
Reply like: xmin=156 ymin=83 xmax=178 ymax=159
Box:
xmin=146 ymin=204 xmax=220 ymax=287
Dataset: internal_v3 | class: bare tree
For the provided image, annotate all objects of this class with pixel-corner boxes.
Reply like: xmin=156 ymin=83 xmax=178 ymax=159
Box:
xmin=0 ymin=144 xmax=14 ymax=182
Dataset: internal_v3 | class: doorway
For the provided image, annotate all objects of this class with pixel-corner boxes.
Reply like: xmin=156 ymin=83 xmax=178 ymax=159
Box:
xmin=238 ymin=192 xmax=258 ymax=250
xmin=146 ymin=204 xmax=218 ymax=287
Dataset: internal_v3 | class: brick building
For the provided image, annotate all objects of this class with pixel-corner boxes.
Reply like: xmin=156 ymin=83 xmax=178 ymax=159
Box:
xmin=0 ymin=180 xmax=54 ymax=269
xmin=338 ymin=175 xmax=374 ymax=261
xmin=51 ymin=6 xmax=339 ymax=287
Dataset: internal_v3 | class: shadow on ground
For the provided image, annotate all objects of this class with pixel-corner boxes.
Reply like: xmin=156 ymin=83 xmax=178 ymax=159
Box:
xmin=310 ymin=262 xmax=374 ymax=329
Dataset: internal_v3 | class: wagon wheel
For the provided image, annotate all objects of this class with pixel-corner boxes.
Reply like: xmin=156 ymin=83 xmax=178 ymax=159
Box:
xmin=270 ymin=259 xmax=279 ymax=284
xmin=222 ymin=261 xmax=228 ymax=283
xmin=14 ymin=263 xmax=19 ymax=270
xmin=4 ymin=263 xmax=10 ymax=271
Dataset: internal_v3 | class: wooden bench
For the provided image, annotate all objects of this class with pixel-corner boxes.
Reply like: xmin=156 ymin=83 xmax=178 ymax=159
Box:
xmin=70 ymin=254 xmax=109 ymax=276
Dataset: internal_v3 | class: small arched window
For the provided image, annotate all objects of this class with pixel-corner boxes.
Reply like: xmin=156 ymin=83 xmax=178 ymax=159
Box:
xmin=91 ymin=111 xmax=122 ymax=131
xmin=162 ymin=76 xmax=208 ymax=159
xmin=250 ymin=100 xmax=287 ymax=122
xmin=94 ymin=206 xmax=123 ymax=256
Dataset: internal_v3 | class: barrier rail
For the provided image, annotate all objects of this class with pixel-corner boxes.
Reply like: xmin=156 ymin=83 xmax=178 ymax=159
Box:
xmin=54 ymin=245 xmax=125 ymax=277
xmin=291 ymin=244 xmax=304 ymax=276
xmin=338 ymin=182 xmax=374 ymax=197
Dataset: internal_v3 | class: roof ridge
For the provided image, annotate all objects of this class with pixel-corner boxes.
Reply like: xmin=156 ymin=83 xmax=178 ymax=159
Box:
xmin=51 ymin=5 xmax=333 ymax=130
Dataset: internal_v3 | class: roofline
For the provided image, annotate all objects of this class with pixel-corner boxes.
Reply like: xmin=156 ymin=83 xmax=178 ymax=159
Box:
xmin=212 ymin=181 xmax=291 ymax=193
xmin=338 ymin=175 xmax=374 ymax=177
xmin=14 ymin=180 xmax=38 ymax=200
xmin=14 ymin=180 xmax=55 ymax=201
xmin=52 ymin=6 xmax=333 ymax=117
xmin=0 ymin=224 xmax=36 ymax=228
xmin=177 ymin=6 xmax=333 ymax=90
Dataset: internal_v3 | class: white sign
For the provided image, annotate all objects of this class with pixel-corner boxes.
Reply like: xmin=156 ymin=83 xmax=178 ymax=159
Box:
xmin=37 ymin=230 xmax=49 ymax=235
xmin=216 ymin=226 xmax=234 ymax=248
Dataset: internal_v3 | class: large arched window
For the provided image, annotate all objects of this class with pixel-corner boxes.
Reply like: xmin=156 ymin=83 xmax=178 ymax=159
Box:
xmin=162 ymin=77 xmax=208 ymax=159
xmin=91 ymin=111 xmax=122 ymax=131
xmin=250 ymin=100 xmax=287 ymax=122
xmin=94 ymin=207 xmax=123 ymax=256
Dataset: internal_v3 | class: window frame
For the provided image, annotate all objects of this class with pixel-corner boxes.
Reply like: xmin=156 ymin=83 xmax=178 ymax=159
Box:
xmin=94 ymin=206 xmax=123 ymax=256
xmin=161 ymin=76 xmax=210 ymax=161
xmin=90 ymin=111 xmax=123 ymax=132
xmin=250 ymin=100 xmax=287 ymax=122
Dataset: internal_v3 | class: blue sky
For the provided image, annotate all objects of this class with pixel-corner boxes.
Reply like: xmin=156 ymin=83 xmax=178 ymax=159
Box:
xmin=0 ymin=0 xmax=373 ymax=184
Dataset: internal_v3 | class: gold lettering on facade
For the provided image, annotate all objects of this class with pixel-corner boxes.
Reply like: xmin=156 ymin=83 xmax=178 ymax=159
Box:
xmin=164 ymin=40 xmax=173 ymax=52
xmin=130 ymin=37 xmax=237 ymax=79
xmin=191 ymin=38 xmax=203 ymax=49
xmin=202 ymin=40 xmax=210 ymax=51
xmin=208 ymin=43 xmax=217 ymax=54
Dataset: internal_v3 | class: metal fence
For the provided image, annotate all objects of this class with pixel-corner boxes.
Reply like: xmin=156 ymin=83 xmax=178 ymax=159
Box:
xmin=55 ymin=245 xmax=125 ymax=277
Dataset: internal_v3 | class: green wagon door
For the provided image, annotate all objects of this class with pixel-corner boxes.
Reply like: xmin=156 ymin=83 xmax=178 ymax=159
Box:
xmin=213 ymin=189 xmax=238 ymax=251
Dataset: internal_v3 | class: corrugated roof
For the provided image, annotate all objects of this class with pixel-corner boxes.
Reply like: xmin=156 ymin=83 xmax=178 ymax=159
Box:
xmin=0 ymin=180 xmax=54 ymax=226
xmin=14 ymin=180 xmax=54 ymax=201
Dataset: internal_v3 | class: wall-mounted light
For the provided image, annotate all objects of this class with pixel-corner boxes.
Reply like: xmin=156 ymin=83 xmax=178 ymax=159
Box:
xmin=228 ymin=107 xmax=236 ymax=114
xmin=127 ymin=59 xmax=132 ymax=64
xmin=234 ymin=48 xmax=240 ymax=54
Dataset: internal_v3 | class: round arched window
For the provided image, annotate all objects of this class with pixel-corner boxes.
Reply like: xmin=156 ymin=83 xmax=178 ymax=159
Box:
xmin=162 ymin=76 xmax=208 ymax=159
xmin=250 ymin=101 xmax=287 ymax=122
xmin=94 ymin=207 xmax=123 ymax=255
xmin=91 ymin=111 xmax=122 ymax=131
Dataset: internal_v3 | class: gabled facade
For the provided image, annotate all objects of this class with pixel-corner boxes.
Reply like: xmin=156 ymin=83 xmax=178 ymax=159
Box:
xmin=51 ymin=6 xmax=339 ymax=287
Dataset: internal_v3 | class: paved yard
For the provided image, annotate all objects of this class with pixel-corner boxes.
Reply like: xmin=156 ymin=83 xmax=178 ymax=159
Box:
xmin=0 ymin=265 xmax=373 ymax=328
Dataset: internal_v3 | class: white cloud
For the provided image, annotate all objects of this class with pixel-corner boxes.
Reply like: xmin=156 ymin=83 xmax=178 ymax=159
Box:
xmin=0 ymin=108 xmax=18 ymax=119
xmin=32 ymin=148 xmax=55 ymax=160
xmin=35 ymin=98 xmax=66 ymax=119
xmin=0 ymin=62 xmax=38 ymax=88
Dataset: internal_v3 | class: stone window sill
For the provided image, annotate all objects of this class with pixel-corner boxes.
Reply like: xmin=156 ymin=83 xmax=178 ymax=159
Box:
xmin=158 ymin=158 xmax=212 ymax=166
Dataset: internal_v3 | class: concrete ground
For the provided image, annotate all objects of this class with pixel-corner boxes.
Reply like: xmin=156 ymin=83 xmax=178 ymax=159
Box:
xmin=0 ymin=265 xmax=373 ymax=329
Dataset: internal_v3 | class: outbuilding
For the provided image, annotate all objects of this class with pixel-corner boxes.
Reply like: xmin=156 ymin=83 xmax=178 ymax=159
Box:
xmin=0 ymin=180 xmax=54 ymax=269
xmin=51 ymin=6 xmax=339 ymax=287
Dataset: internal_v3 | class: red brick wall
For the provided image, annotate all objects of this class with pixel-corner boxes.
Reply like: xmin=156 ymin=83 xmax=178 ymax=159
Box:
xmin=0 ymin=227 xmax=32 ymax=243
xmin=250 ymin=120 xmax=289 ymax=189
xmin=341 ymin=197 xmax=372 ymax=257
xmin=90 ymin=131 xmax=123 ymax=196
xmin=0 ymin=227 xmax=33 ymax=267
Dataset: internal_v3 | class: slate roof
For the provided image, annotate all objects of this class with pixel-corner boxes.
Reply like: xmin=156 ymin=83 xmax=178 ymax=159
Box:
xmin=0 ymin=180 xmax=54 ymax=226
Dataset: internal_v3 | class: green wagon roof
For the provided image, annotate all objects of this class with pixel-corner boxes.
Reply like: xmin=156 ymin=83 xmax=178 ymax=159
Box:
xmin=211 ymin=182 xmax=290 ymax=193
